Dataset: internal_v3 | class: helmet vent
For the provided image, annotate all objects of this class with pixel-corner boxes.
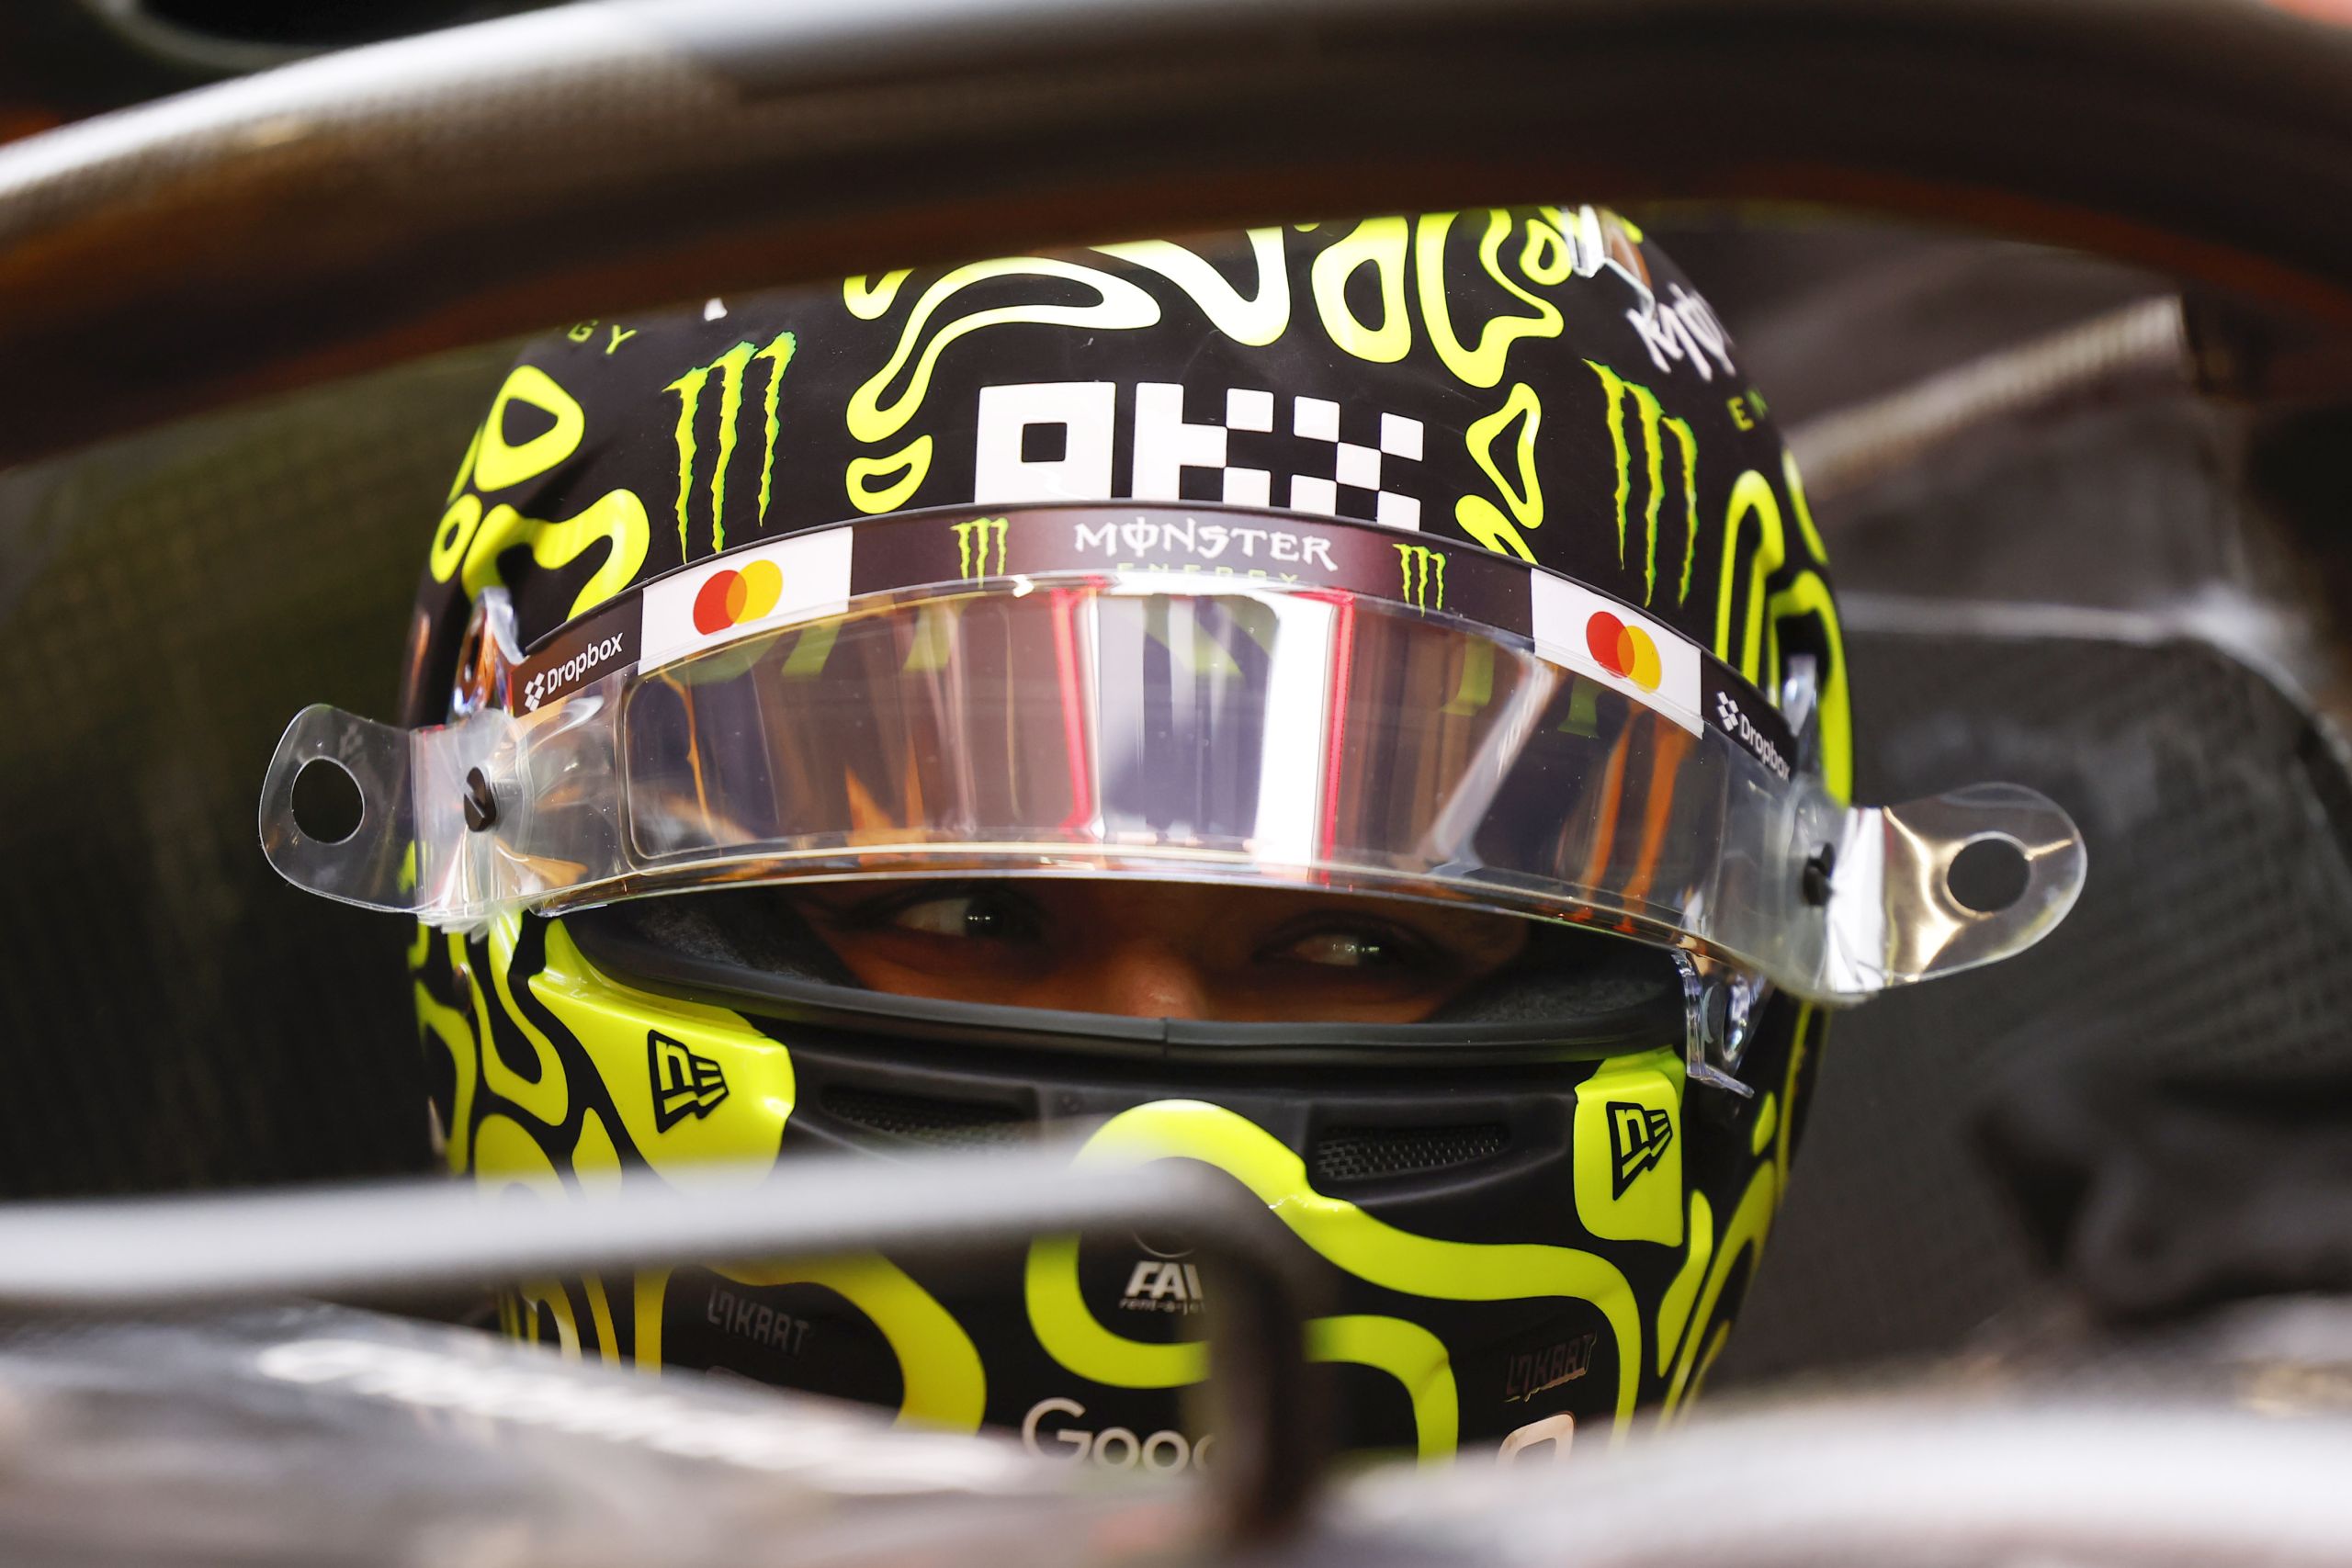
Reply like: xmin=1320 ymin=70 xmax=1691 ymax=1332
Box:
xmin=818 ymin=1085 xmax=1033 ymax=1151
xmin=1311 ymin=1123 xmax=1510 ymax=1185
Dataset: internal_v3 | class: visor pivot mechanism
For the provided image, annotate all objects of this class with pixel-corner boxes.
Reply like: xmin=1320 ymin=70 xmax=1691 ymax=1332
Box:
xmin=462 ymin=768 xmax=499 ymax=832
xmin=1673 ymin=952 xmax=1758 ymax=1099
xmin=1801 ymin=843 xmax=1837 ymax=907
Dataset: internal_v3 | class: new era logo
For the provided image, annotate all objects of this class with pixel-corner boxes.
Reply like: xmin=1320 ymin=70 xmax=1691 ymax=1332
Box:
xmin=1607 ymin=1100 xmax=1674 ymax=1197
xmin=650 ymin=1032 xmax=729 ymax=1132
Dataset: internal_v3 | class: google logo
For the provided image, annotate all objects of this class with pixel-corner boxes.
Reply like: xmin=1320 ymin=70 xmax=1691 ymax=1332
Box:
xmin=690 ymin=558 xmax=784 ymax=637
xmin=1585 ymin=609 xmax=1662 ymax=692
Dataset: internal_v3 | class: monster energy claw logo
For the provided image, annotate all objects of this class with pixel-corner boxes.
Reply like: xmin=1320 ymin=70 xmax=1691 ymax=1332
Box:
xmin=954 ymin=516 xmax=1009 ymax=581
xmin=1395 ymin=542 xmax=1447 ymax=614
xmin=666 ymin=331 xmax=797 ymax=557
xmin=1587 ymin=360 xmax=1698 ymax=610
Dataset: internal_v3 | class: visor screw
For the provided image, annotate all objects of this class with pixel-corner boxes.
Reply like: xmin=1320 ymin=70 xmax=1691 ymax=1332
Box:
xmin=1801 ymin=844 xmax=1837 ymax=906
xmin=462 ymin=767 xmax=499 ymax=833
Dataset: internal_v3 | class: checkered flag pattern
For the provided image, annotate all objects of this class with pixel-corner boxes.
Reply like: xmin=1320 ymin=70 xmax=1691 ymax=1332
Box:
xmin=1285 ymin=395 xmax=1424 ymax=531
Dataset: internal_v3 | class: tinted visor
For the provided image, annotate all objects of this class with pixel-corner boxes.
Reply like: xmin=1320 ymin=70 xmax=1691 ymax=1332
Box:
xmin=620 ymin=587 xmax=1724 ymax=926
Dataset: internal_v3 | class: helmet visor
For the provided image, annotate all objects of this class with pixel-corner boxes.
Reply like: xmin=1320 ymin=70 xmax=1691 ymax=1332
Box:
xmin=260 ymin=505 xmax=2083 ymax=1003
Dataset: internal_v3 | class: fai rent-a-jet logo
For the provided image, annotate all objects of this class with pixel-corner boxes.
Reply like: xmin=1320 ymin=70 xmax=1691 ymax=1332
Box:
xmin=650 ymin=1032 xmax=729 ymax=1132
xmin=1120 ymin=1259 xmax=1205 ymax=1316
xmin=1607 ymin=1100 xmax=1674 ymax=1196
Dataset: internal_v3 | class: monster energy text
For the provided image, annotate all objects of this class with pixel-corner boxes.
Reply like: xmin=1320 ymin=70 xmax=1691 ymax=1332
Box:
xmin=1070 ymin=515 xmax=1338 ymax=570
xmin=664 ymin=331 xmax=797 ymax=556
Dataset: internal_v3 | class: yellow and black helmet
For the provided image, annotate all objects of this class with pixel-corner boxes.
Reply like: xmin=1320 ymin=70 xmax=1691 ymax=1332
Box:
xmin=261 ymin=209 xmax=2084 ymax=1461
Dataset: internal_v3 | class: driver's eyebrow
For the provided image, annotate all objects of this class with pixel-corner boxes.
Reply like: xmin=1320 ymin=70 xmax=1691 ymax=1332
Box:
xmin=787 ymin=886 xmax=910 ymax=918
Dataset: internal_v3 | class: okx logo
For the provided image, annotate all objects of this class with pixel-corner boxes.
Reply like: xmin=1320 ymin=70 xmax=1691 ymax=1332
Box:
xmin=650 ymin=1032 xmax=729 ymax=1132
xmin=953 ymin=515 xmax=1009 ymax=581
xmin=1606 ymin=1100 xmax=1674 ymax=1197
xmin=664 ymin=331 xmax=797 ymax=556
xmin=1586 ymin=359 xmax=1698 ymax=609
xmin=973 ymin=381 xmax=1424 ymax=531
xmin=1394 ymin=541 xmax=1447 ymax=614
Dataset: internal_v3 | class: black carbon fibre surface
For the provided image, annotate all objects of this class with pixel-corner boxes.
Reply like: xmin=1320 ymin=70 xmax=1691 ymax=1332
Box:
xmin=0 ymin=350 xmax=507 ymax=1197
xmin=1713 ymin=627 xmax=2352 ymax=1385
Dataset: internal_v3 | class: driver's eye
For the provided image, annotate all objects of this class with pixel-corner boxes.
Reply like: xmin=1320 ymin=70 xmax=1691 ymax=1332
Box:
xmin=888 ymin=890 xmax=1041 ymax=944
xmin=1268 ymin=929 xmax=1413 ymax=971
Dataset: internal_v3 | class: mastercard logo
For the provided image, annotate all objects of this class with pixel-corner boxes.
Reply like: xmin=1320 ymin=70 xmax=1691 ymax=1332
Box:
xmin=1585 ymin=609 xmax=1663 ymax=692
xmin=690 ymin=558 xmax=784 ymax=637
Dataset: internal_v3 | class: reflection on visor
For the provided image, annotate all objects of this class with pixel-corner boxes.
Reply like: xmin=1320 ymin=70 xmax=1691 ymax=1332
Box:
xmin=259 ymin=507 xmax=2086 ymax=1004
xmin=619 ymin=590 xmax=1708 ymax=919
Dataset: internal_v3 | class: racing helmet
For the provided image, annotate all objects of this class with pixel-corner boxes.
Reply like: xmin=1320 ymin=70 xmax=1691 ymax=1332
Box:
xmin=261 ymin=209 xmax=2085 ymax=1462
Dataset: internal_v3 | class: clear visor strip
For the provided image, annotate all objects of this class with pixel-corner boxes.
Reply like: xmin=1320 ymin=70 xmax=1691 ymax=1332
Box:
xmin=259 ymin=595 xmax=2084 ymax=1008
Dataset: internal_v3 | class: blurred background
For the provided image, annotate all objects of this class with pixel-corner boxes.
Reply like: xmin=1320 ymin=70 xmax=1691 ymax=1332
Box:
xmin=5 ymin=0 xmax=2350 ymax=1401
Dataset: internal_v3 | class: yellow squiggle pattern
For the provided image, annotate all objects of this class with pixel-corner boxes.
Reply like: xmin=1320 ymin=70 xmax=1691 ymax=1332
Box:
xmin=475 ymin=924 xmax=976 ymax=1432
xmin=428 ymin=495 xmax=481 ymax=584
xmin=1714 ymin=469 xmax=1787 ymax=683
xmin=632 ymin=1269 xmax=671 ymax=1372
xmin=846 ymin=437 xmax=932 ymax=516
xmin=716 ymin=1256 xmax=986 ymax=1432
xmin=1097 ymin=229 xmax=1290 ymax=346
xmin=844 ymin=270 xmax=912 ymax=320
xmin=471 ymin=365 xmax=585 ymax=493
xmin=1309 ymin=218 xmax=1412 ymax=364
xmin=456 ymin=489 xmax=651 ymax=623
xmin=1660 ymin=1161 xmax=1777 ymax=1423
xmin=414 ymin=978 xmax=477 ymax=1176
xmin=1415 ymin=209 xmax=1564 ymax=389
xmin=1311 ymin=1314 xmax=1458 ymax=1464
xmin=1453 ymin=383 xmax=1543 ymax=562
xmin=1783 ymin=449 xmax=1830 ymax=566
xmin=1713 ymin=465 xmax=1852 ymax=803
xmin=1776 ymin=1006 xmax=1815 ymax=1190
xmin=1023 ymin=1100 xmax=1641 ymax=1455
xmin=445 ymin=422 xmax=484 ymax=505
xmin=1653 ymin=1190 xmax=1714 ymax=1378
xmin=465 ymin=919 xmax=567 ymax=1129
xmin=847 ymin=256 xmax=1160 ymax=446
